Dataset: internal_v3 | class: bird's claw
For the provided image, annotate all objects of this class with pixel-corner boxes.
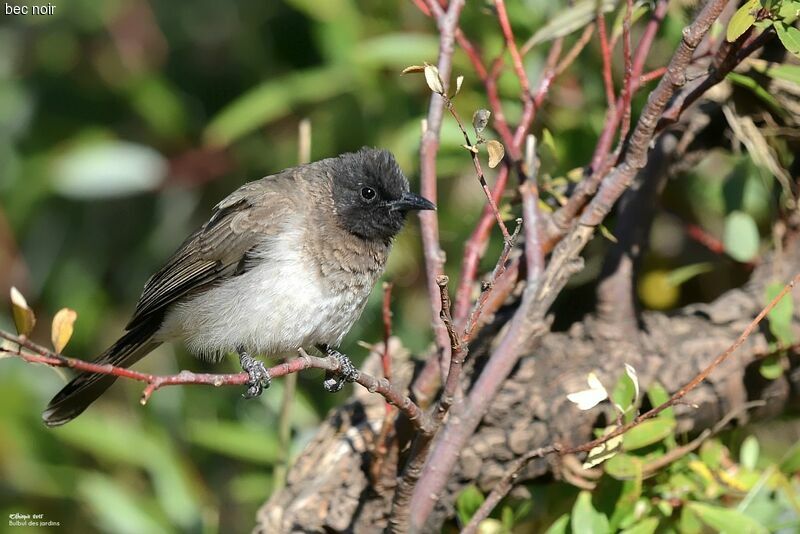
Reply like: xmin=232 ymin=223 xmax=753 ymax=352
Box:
xmin=239 ymin=352 xmax=271 ymax=399
xmin=322 ymin=348 xmax=359 ymax=393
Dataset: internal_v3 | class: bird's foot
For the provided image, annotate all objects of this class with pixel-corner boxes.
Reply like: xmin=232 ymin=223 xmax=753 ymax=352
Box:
xmin=320 ymin=346 xmax=359 ymax=393
xmin=239 ymin=351 xmax=271 ymax=398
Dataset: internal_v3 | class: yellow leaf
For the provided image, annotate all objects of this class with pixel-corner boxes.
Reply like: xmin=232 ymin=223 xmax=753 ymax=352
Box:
xmin=51 ymin=308 xmax=77 ymax=353
xmin=10 ymin=287 xmax=36 ymax=337
xmin=486 ymin=140 xmax=505 ymax=168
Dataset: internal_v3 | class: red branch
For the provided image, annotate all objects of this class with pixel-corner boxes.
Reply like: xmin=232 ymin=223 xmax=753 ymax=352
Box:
xmin=1 ymin=331 xmax=431 ymax=432
xmin=597 ymin=5 xmax=616 ymax=110
xmin=494 ymin=0 xmax=532 ymax=99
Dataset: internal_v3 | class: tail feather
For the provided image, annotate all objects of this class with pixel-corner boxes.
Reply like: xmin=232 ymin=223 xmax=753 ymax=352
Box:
xmin=43 ymin=319 xmax=161 ymax=427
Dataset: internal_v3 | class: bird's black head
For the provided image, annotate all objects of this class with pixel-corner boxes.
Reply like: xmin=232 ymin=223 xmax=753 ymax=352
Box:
xmin=330 ymin=147 xmax=435 ymax=242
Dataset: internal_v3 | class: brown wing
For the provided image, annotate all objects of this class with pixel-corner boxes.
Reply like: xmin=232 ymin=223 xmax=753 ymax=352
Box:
xmin=125 ymin=172 xmax=300 ymax=330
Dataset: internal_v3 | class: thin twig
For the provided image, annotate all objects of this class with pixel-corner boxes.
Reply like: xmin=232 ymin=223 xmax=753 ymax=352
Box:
xmin=443 ymin=96 xmax=511 ymax=241
xmin=555 ymin=23 xmax=596 ymax=77
xmin=494 ymin=0 xmax=532 ymax=99
xmin=597 ymin=5 xmax=616 ymax=110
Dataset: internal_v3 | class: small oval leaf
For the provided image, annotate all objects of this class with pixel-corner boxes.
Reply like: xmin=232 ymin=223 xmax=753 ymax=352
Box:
xmin=688 ymin=503 xmax=768 ymax=534
xmin=623 ymin=418 xmax=676 ymax=450
xmin=726 ymin=0 xmax=759 ymax=42
xmin=487 ymin=140 xmax=505 ymax=168
xmin=423 ymin=64 xmax=444 ymax=94
xmin=472 ymin=109 xmax=491 ymax=134
xmin=10 ymin=287 xmax=36 ymax=337
xmin=604 ymin=452 xmax=644 ymax=480
xmin=776 ymin=22 xmax=800 ymax=56
xmin=51 ymin=308 xmax=78 ymax=353
xmin=723 ymin=210 xmax=760 ymax=262
xmin=454 ymin=75 xmax=464 ymax=96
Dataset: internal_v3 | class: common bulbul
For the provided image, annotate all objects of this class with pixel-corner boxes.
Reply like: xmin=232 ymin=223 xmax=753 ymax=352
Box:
xmin=43 ymin=147 xmax=435 ymax=426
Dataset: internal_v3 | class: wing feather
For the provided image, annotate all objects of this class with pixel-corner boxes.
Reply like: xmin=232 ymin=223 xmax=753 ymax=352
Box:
xmin=125 ymin=172 xmax=299 ymax=330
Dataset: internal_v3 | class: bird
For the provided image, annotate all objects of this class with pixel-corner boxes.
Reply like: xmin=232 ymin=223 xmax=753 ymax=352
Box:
xmin=43 ymin=147 xmax=435 ymax=426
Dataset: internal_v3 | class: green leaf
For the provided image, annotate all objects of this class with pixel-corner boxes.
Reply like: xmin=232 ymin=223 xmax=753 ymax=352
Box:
xmin=779 ymin=440 xmax=800 ymax=474
xmin=620 ymin=517 xmax=659 ymax=534
xmin=688 ymin=502 xmax=769 ymax=534
xmin=544 ymin=513 xmax=570 ymax=534
xmin=747 ymin=59 xmax=800 ymax=84
xmin=723 ymin=210 xmax=760 ymax=262
xmin=679 ymin=506 xmax=704 ymax=534
xmin=775 ymin=21 xmax=800 ymax=56
xmin=646 ymin=382 xmax=674 ymax=421
xmin=727 ymin=0 xmax=759 ymax=42
xmin=759 ymin=353 xmax=784 ymax=379
xmin=778 ymin=0 xmax=800 ymax=22
xmin=611 ymin=368 xmax=637 ymax=417
xmin=739 ymin=435 xmax=759 ymax=470
xmin=726 ymin=72 xmax=782 ymax=111
xmin=605 ymin=453 xmax=644 ymax=480
xmin=667 ymin=263 xmax=713 ymax=286
xmin=623 ymin=418 xmax=676 ymax=450
xmin=501 ymin=505 xmax=514 ymax=531
xmin=571 ymin=491 xmax=610 ymax=534
xmin=700 ymin=439 xmax=725 ymax=470
xmin=204 ymin=66 xmax=352 ymax=146
xmin=455 ymin=485 xmax=485 ymax=526
xmin=524 ymin=0 xmax=616 ymax=49
xmin=765 ymin=281 xmax=795 ymax=345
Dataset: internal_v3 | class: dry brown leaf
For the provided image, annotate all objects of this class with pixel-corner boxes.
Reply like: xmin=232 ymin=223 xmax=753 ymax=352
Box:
xmin=487 ymin=140 xmax=505 ymax=168
xmin=401 ymin=65 xmax=425 ymax=75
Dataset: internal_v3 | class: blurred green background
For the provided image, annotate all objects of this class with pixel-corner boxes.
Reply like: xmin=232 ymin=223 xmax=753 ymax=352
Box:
xmin=0 ymin=0 xmax=796 ymax=532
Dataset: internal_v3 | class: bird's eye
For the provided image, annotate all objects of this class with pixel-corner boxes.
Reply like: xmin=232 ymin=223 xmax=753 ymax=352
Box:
xmin=360 ymin=187 xmax=376 ymax=201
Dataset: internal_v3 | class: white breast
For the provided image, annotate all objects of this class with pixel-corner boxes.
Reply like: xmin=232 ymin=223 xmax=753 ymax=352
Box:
xmin=156 ymin=234 xmax=370 ymax=360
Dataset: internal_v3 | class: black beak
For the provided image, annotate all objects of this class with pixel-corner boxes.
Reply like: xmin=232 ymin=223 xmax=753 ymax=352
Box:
xmin=390 ymin=191 xmax=436 ymax=212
